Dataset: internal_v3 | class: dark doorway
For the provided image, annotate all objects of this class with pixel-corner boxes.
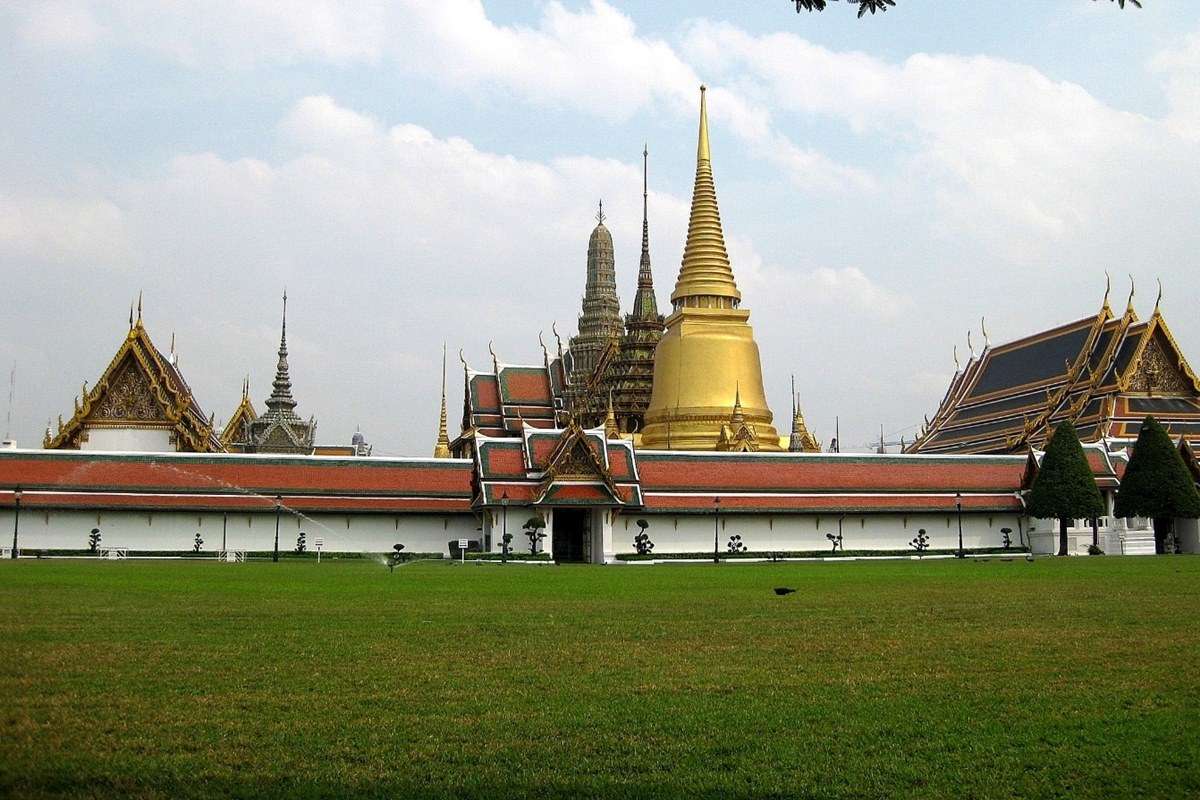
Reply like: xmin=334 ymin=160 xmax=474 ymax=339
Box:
xmin=553 ymin=509 xmax=590 ymax=563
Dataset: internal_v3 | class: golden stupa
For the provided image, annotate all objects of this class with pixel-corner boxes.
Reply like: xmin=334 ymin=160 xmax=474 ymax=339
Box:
xmin=640 ymin=86 xmax=781 ymax=451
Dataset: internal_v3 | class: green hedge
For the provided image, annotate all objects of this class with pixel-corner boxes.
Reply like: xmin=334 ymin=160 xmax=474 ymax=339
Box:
xmin=464 ymin=552 xmax=553 ymax=562
xmin=616 ymin=547 xmax=1030 ymax=561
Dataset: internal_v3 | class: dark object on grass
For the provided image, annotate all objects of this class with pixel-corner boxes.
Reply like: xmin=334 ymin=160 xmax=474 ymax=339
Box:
xmin=1025 ymin=553 xmax=1035 ymax=563
xmin=774 ymin=587 xmax=797 ymax=596
xmin=88 ymin=527 xmax=102 ymax=552
xmin=1087 ymin=544 xmax=1105 ymax=556
xmin=1113 ymin=416 xmax=1200 ymax=555
xmin=1027 ymin=421 xmax=1104 ymax=556
xmin=500 ymin=532 xmax=513 ymax=564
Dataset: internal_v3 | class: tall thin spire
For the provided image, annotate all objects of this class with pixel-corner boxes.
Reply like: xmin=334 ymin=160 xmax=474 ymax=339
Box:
xmin=434 ymin=343 xmax=451 ymax=458
xmin=671 ymin=85 xmax=740 ymax=306
xmin=266 ymin=289 xmax=297 ymax=414
xmin=631 ymin=145 xmax=659 ymax=321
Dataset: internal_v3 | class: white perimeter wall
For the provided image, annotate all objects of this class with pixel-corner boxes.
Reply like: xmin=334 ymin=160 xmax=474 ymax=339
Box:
xmin=612 ymin=511 xmax=1024 ymax=554
xmin=0 ymin=507 xmax=1032 ymax=556
xmin=0 ymin=508 xmax=481 ymax=555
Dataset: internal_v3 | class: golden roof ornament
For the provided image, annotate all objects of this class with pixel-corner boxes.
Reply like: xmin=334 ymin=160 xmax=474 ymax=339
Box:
xmin=434 ymin=343 xmax=451 ymax=459
xmin=669 ymin=85 xmax=741 ymax=306
xmin=604 ymin=390 xmax=619 ymax=439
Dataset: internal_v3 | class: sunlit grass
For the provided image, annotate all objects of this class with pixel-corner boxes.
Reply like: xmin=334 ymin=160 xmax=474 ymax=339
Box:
xmin=1 ymin=557 xmax=1197 ymax=799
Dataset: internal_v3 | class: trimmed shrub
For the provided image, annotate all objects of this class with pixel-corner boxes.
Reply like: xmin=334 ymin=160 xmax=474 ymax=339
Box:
xmin=1028 ymin=421 xmax=1104 ymax=556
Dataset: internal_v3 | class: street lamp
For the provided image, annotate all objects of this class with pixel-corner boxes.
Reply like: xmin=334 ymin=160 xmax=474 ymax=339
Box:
xmin=955 ymin=492 xmax=964 ymax=559
xmin=500 ymin=490 xmax=509 ymax=564
xmin=273 ymin=495 xmax=282 ymax=563
xmin=713 ymin=496 xmax=721 ymax=564
xmin=11 ymin=486 xmax=21 ymax=559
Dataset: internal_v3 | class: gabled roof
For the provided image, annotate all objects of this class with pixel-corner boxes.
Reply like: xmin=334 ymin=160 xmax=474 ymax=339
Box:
xmin=44 ymin=318 xmax=221 ymax=453
xmin=456 ymin=344 xmax=567 ymax=446
xmin=473 ymin=425 xmax=640 ymax=507
xmin=909 ymin=297 xmax=1200 ymax=455
xmin=220 ymin=380 xmax=258 ymax=451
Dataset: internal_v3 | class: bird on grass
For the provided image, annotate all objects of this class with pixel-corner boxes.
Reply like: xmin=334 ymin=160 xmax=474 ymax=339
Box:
xmin=773 ymin=587 xmax=797 ymax=596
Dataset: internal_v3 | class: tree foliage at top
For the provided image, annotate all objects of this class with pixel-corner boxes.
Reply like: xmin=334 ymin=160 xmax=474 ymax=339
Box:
xmin=792 ymin=0 xmax=1139 ymax=18
xmin=1113 ymin=416 xmax=1200 ymax=520
xmin=1027 ymin=421 xmax=1105 ymax=522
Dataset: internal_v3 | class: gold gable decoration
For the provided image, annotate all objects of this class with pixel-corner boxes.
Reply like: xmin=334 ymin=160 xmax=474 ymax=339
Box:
xmin=219 ymin=378 xmax=258 ymax=452
xmin=534 ymin=423 xmax=622 ymax=504
xmin=45 ymin=316 xmax=220 ymax=452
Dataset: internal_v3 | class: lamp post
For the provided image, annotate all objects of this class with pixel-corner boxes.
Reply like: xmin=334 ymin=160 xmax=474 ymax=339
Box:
xmin=955 ymin=492 xmax=964 ymax=559
xmin=273 ymin=495 xmax=282 ymax=563
xmin=10 ymin=486 xmax=21 ymax=559
xmin=713 ymin=496 xmax=721 ymax=564
xmin=500 ymin=490 xmax=509 ymax=564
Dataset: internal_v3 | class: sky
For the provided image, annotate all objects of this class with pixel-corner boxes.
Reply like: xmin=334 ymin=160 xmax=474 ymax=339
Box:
xmin=3 ymin=0 xmax=1200 ymax=454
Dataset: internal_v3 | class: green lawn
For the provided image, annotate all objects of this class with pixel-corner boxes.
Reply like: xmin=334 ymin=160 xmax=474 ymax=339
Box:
xmin=1 ymin=557 xmax=1197 ymax=799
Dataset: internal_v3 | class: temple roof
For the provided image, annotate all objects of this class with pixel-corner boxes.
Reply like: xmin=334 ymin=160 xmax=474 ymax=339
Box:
xmin=44 ymin=314 xmax=221 ymax=452
xmin=908 ymin=295 xmax=1200 ymax=454
xmin=636 ymin=451 xmax=1026 ymax=514
xmin=0 ymin=449 xmax=474 ymax=514
xmin=474 ymin=424 xmax=641 ymax=507
xmin=220 ymin=377 xmax=258 ymax=452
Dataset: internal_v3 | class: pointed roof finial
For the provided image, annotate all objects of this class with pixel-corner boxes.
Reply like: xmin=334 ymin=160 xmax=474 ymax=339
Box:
xmin=128 ymin=301 xmax=134 ymax=330
xmin=435 ymin=343 xmax=451 ymax=458
xmin=596 ymin=199 xmax=605 ymax=225
xmin=604 ymin=390 xmax=619 ymax=439
xmin=1154 ymin=278 xmax=1163 ymax=315
xmin=136 ymin=291 xmax=142 ymax=324
xmin=1126 ymin=274 xmax=1136 ymax=314
xmin=953 ymin=345 xmax=960 ymax=372
xmin=1103 ymin=270 xmax=1112 ymax=309
xmin=980 ymin=317 xmax=990 ymax=350
xmin=967 ymin=330 xmax=975 ymax=359
xmin=697 ymin=84 xmax=710 ymax=163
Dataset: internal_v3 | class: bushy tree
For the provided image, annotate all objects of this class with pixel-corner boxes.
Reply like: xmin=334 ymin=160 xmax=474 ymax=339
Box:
xmin=193 ymin=532 xmax=204 ymax=553
xmin=1114 ymin=416 xmax=1200 ymax=554
xmin=1027 ymin=421 xmax=1104 ymax=556
xmin=295 ymin=531 xmax=307 ymax=554
xmin=910 ymin=528 xmax=929 ymax=556
xmin=523 ymin=515 xmax=546 ymax=555
xmin=826 ymin=531 xmax=843 ymax=552
xmin=500 ymin=532 xmax=513 ymax=564
xmin=633 ymin=519 xmax=654 ymax=555
xmin=727 ymin=534 xmax=747 ymax=554
xmin=88 ymin=528 xmax=102 ymax=552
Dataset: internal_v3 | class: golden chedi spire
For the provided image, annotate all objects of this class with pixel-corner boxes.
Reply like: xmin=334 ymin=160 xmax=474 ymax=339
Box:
xmin=640 ymin=86 xmax=780 ymax=451
xmin=434 ymin=344 xmax=452 ymax=459
xmin=671 ymin=86 xmax=741 ymax=305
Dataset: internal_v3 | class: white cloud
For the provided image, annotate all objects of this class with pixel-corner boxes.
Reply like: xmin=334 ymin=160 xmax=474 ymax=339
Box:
xmin=0 ymin=194 xmax=129 ymax=267
xmin=16 ymin=1 xmax=105 ymax=50
xmin=1150 ymin=31 xmax=1200 ymax=141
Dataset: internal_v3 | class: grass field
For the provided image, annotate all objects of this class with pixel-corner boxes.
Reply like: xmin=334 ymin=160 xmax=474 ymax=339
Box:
xmin=2 ymin=557 xmax=1198 ymax=799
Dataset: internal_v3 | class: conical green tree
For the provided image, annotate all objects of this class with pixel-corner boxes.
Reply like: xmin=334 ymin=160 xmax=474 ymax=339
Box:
xmin=1027 ymin=421 xmax=1105 ymax=556
xmin=1113 ymin=416 xmax=1200 ymax=554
